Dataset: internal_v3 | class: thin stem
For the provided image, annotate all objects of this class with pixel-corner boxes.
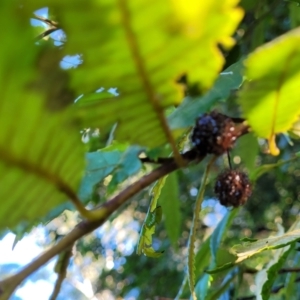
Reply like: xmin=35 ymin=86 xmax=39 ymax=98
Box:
xmin=33 ymin=14 xmax=61 ymax=41
xmin=33 ymin=14 xmax=59 ymax=27
xmin=187 ymin=156 xmax=217 ymax=300
xmin=227 ymin=151 xmax=232 ymax=170
xmin=35 ymin=28 xmax=61 ymax=41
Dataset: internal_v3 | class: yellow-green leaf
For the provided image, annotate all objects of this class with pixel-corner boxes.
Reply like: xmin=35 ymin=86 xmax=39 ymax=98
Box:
xmin=29 ymin=0 xmax=243 ymax=153
xmin=0 ymin=4 xmax=85 ymax=229
xmin=238 ymin=27 xmax=300 ymax=155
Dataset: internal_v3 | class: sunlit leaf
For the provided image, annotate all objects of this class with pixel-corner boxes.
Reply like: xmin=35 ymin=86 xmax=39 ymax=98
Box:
xmin=238 ymin=27 xmax=300 ymax=155
xmin=208 ymin=219 xmax=300 ymax=274
xmin=232 ymin=230 xmax=300 ymax=258
xmin=231 ymin=133 xmax=259 ymax=173
xmin=0 ymin=4 xmax=85 ymax=229
xmin=28 ymin=0 xmax=243 ymax=155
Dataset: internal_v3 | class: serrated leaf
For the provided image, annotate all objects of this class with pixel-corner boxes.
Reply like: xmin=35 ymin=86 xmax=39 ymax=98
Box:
xmin=256 ymin=245 xmax=293 ymax=300
xmin=238 ymin=27 xmax=300 ymax=155
xmin=255 ymin=225 xmax=294 ymax=300
xmin=177 ymin=210 xmax=237 ymax=298
xmin=187 ymin=158 xmax=217 ymax=300
xmin=29 ymin=0 xmax=243 ymax=153
xmin=0 ymin=4 xmax=85 ymax=229
xmin=233 ymin=229 xmax=300 ymax=260
xmin=158 ymin=173 xmax=181 ymax=248
xmin=208 ymin=220 xmax=300 ymax=274
xmin=168 ymin=61 xmax=244 ymax=130
xmin=137 ymin=178 xmax=166 ymax=257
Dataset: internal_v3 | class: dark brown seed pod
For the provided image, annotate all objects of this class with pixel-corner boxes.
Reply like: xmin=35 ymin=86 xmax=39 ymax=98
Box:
xmin=191 ymin=111 xmax=238 ymax=156
xmin=214 ymin=170 xmax=252 ymax=207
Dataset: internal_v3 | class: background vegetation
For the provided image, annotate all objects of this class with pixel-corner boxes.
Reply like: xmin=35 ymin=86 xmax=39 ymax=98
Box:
xmin=1 ymin=0 xmax=300 ymax=299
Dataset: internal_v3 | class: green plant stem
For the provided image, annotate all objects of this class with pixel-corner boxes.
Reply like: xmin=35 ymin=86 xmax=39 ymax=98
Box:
xmin=187 ymin=156 xmax=217 ymax=300
xmin=0 ymin=154 xmax=203 ymax=299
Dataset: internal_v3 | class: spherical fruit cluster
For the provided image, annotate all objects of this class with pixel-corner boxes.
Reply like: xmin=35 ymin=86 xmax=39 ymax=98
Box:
xmin=214 ymin=170 xmax=252 ymax=207
xmin=191 ymin=111 xmax=238 ymax=156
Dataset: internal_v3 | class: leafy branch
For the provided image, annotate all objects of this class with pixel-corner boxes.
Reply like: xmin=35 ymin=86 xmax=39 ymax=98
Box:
xmin=0 ymin=119 xmax=249 ymax=299
xmin=0 ymin=151 xmax=202 ymax=299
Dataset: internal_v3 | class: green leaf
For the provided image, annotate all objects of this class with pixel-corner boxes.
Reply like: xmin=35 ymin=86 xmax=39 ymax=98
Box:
xmin=78 ymin=151 xmax=122 ymax=202
xmin=195 ymin=274 xmax=212 ymax=300
xmin=0 ymin=4 xmax=85 ymax=229
xmin=177 ymin=210 xmax=237 ymax=297
xmin=158 ymin=173 xmax=181 ymax=248
xmin=255 ymin=225 xmax=294 ymax=300
xmin=107 ymin=146 xmax=143 ymax=193
xmin=284 ymin=253 xmax=300 ymax=297
xmin=196 ymin=209 xmax=237 ymax=297
xmin=210 ymin=209 xmax=239 ymax=266
xmin=256 ymin=244 xmax=293 ymax=300
xmin=208 ymin=220 xmax=300 ymax=274
xmin=250 ymin=155 xmax=300 ymax=181
xmin=206 ymin=269 xmax=238 ymax=300
xmin=137 ymin=178 xmax=167 ymax=257
xmin=168 ymin=61 xmax=244 ymax=130
xmin=231 ymin=133 xmax=259 ymax=173
xmin=238 ymin=27 xmax=300 ymax=155
xmin=79 ymin=145 xmax=142 ymax=201
xmin=187 ymin=158 xmax=215 ymax=300
xmin=206 ymin=262 xmax=235 ymax=275
xmin=30 ymin=0 xmax=243 ymax=152
xmin=232 ymin=229 xmax=300 ymax=260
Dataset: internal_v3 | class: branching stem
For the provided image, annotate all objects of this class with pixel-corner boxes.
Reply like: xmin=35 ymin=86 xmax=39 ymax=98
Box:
xmin=0 ymin=154 xmax=202 ymax=299
xmin=0 ymin=121 xmax=250 ymax=299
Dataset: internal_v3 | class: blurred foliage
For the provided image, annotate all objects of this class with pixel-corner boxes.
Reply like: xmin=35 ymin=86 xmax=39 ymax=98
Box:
xmin=1 ymin=0 xmax=300 ymax=300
